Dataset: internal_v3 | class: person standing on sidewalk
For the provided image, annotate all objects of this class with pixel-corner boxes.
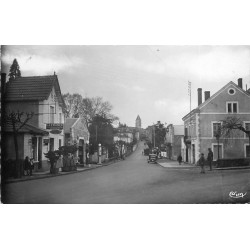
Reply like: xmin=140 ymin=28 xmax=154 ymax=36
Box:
xmin=198 ymin=153 xmax=205 ymax=174
xmin=24 ymin=156 xmax=31 ymax=176
xmin=29 ymin=158 xmax=34 ymax=176
xmin=177 ymin=154 xmax=182 ymax=165
xmin=207 ymin=148 xmax=213 ymax=171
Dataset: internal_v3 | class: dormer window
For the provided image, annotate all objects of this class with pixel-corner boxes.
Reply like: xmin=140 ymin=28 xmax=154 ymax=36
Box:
xmin=227 ymin=102 xmax=238 ymax=113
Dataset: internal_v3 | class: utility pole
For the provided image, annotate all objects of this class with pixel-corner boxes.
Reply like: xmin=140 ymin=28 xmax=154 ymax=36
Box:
xmin=96 ymin=125 xmax=97 ymax=142
xmin=153 ymin=124 xmax=155 ymax=148
xmin=188 ymin=81 xmax=191 ymax=162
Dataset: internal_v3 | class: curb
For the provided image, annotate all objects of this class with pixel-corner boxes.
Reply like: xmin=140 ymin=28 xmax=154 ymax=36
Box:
xmin=3 ymin=158 xmax=124 ymax=184
xmin=156 ymin=161 xmax=250 ymax=171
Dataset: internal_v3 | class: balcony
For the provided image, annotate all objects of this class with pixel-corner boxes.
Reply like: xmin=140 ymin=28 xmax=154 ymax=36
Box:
xmin=46 ymin=123 xmax=64 ymax=134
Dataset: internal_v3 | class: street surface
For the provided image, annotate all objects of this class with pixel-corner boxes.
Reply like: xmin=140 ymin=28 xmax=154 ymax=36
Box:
xmin=2 ymin=142 xmax=250 ymax=204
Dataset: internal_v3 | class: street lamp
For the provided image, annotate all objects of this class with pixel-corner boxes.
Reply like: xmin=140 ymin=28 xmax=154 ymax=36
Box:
xmin=98 ymin=143 xmax=102 ymax=165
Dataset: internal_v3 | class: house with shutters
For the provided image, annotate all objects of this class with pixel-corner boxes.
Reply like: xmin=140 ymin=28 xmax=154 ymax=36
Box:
xmin=182 ymin=78 xmax=250 ymax=164
xmin=3 ymin=73 xmax=66 ymax=171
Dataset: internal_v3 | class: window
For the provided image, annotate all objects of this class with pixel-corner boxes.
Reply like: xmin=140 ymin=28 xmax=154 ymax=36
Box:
xmin=59 ymin=113 xmax=62 ymax=123
xmin=245 ymin=122 xmax=250 ymax=138
xmin=213 ymin=122 xmax=222 ymax=138
xmin=228 ymin=88 xmax=235 ymax=95
xmin=49 ymin=138 xmax=54 ymax=151
xmin=50 ymin=106 xmax=55 ymax=123
xmin=246 ymin=145 xmax=250 ymax=158
xmin=227 ymin=102 xmax=238 ymax=113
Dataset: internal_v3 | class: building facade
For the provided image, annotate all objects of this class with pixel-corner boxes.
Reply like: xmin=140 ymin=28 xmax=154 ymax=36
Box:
xmin=64 ymin=118 xmax=89 ymax=164
xmin=165 ymin=124 xmax=184 ymax=160
xmin=182 ymin=79 xmax=250 ymax=164
xmin=3 ymin=74 xmax=66 ymax=171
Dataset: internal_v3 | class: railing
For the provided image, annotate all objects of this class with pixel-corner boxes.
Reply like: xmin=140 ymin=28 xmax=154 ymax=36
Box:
xmin=46 ymin=123 xmax=63 ymax=130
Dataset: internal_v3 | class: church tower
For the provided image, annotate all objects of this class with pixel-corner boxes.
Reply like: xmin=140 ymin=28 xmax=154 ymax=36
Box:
xmin=135 ymin=115 xmax=141 ymax=128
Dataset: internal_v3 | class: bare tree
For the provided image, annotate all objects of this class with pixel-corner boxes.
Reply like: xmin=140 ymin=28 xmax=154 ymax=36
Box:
xmin=62 ymin=94 xmax=119 ymax=126
xmin=4 ymin=110 xmax=34 ymax=177
xmin=221 ymin=116 xmax=250 ymax=146
xmin=79 ymin=96 xmax=119 ymax=127
xmin=62 ymin=93 xmax=83 ymax=118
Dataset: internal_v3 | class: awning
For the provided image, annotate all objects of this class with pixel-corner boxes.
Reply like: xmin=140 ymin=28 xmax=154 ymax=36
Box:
xmin=3 ymin=123 xmax=49 ymax=136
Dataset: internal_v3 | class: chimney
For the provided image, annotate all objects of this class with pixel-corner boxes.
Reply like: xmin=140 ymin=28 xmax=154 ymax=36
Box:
xmin=238 ymin=78 xmax=242 ymax=89
xmin=197 ymin=88 xmax=202 ymax=106
xmin=204 ymin=91 xmax=210 ymax=101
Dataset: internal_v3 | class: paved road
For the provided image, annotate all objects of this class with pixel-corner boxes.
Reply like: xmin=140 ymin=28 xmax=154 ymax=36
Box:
xmin=2 ymin=142 xmax=250 ymax=203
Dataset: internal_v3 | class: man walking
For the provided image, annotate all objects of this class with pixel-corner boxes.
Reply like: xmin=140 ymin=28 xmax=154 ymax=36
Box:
xmin=207 ymin=148 xmax=213 ymax=171
xmin=198 ymin=153 xmax=205 ymax=174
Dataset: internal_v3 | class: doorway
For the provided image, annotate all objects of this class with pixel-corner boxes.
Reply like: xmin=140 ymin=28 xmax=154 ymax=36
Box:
xmin=192 ymin=144 xmax=195 ymax=164
xmin=32 ymin=137 xmax=37 ymax=161
xmin=49 ymin=138 xmax=54 ymax=151
xmin=38 ymin=137 xmax=42 ymax=169
xmin=78 ymin=139 xmax=84 ymax=164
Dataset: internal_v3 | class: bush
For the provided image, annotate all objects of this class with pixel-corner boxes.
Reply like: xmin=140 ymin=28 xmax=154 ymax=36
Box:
xmin=216 ymin=158 xmax=250 ymax=168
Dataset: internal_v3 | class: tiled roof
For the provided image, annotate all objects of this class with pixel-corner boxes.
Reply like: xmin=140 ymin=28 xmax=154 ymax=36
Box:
xmin=64 ymin=118 xmax=78 ymax=133
xmin=3 ymin=122 xmax=49 ymax=135
xmin=5 ymin=75 xmax=57 ymax=101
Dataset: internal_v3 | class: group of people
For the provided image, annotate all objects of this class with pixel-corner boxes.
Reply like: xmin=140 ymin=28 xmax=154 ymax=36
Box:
xmin=24 ymin=156 xmax=34 ymax=176
xmin=198 ymin=148 xmax=213 ymax=174
xmin=177 ymin=148 xmax=214 ymax=174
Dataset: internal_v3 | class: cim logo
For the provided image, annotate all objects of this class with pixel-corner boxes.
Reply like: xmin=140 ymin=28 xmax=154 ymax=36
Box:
xmin=229 ymin=191 xmax=247 ymax=199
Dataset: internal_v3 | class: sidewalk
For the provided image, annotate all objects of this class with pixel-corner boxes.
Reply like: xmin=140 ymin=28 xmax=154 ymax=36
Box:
xmin=157 ymin=158 xmax=197 ymax=169
xmin=157 ymin=158 xmax=250 ymax=171
xmin=4 ymin=159 xmax=123 ymax=184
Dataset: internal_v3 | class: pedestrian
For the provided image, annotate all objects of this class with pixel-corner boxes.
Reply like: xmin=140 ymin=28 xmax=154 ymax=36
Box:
xmin=207 ymin=148 xmax=213 ymax=171
xmin=29 ymin=158 xmax=34 ymax=176
xmin=24 ymin=156 xmax=31 ymax=176
xmin=198 ymin=153 xmax=205 ymax=174
xmin=177 ymin=154 xmax=182 ymax=165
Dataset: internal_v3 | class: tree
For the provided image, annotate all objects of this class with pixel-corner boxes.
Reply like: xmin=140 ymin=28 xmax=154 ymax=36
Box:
xmin=4 ymin=110 xmax=34 ymax=177
xmin=8 ymin=58 xmax=21 ymax=81
xmin=62 ymin=94 xmax=119 ymax=126
xmin=153 ymin=121 xmax=167 ymax=148
xmin=79 ymin=96 xmax=119 ymax=127
xmin=221 ymin=116 xmax=250 ymax=146
xmin=89 ymin=114 xmax=114 ymax=150
xmin=62 ymin=93 xmax=83 ymax=118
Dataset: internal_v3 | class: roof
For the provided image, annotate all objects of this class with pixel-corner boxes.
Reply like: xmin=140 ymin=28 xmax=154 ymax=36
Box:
xmin=5 ymin=75 xmax=66 ymax=109
xmin=136 ymin=115 xmax=141 ymax=120
xmin=3 ymin=122 xmax=49 ymax=135
xmin=64 ymin=118 xmax=78 ymax=133
xmin=182 ymin=81 xmax=250 ymax=121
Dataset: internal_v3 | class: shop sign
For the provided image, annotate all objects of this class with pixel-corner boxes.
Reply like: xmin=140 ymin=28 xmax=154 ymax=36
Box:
xmin=46 ymin=123 xmax=63 ymax=130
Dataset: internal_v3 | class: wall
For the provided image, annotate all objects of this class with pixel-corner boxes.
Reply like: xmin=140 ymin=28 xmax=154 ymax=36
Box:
xmin=5 ymin=101 xmax=39 ymax=127
xmin=38 ymin=86 xmax=65 ymax=129
xmin=172 ymin=135 xmax=183 ymax=160
xmin=5 ymin=133 xmax=24 ymax=160
xmin=198 ymin=84 xmax=250 ymax=160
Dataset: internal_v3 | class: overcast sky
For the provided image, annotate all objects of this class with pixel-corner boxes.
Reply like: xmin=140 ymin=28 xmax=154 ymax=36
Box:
xmin=2 ymin=45 xmax=250 ymax=128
